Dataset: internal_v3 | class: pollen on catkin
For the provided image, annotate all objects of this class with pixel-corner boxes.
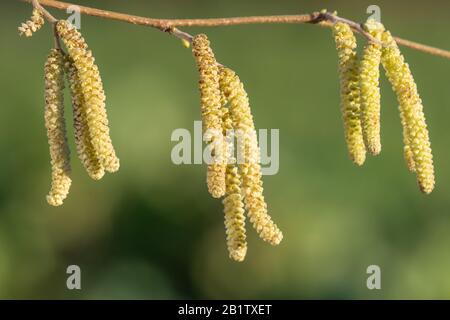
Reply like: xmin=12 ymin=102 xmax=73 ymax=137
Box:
xmin=44 ymin=49 xmax=72 ymax=206
xmin=332 ymin=22 xmax=366 ymax=166
xmin=192 ymin=34 xmax=226 ymax=198
xmin=359 ymin=19 xmax=384 ymax=155
xmin=18 ymin=9 xmax=44 ymax=37
xmin=219 ymin=67 xmax=283 ymax=246
xmin=223 ymin=165 xmax=247 ymax=261
xmin=64 ymin=56 xmax=105 ymax=180
xmin=56 ymin=20 xmax=120 ymax=173
xmin=381 ymin=30 xmax=435 ymax=194
xmin=399 ymin=107 xmax=416 ymax=172
xmin=221 ymin=105 xmax=247 ymax=261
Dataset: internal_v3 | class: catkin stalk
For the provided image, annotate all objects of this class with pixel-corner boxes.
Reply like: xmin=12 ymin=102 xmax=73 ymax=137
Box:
xmin=381 ymin=30 xmax=435 ymax=194
xmin=332 ymin=22 xmax=366 ymax=166
xmin=360 ymin=19 xmax=384 ymax=155
xmin=44 ymin=48 xmax=71 ymax=206
xmin=219 ymin=67 xmax=283 ymax=246
xmin=56 ymin=20 xmax=120 ymax=173
xmin=192 ymin=34 xmax=226 ymax=198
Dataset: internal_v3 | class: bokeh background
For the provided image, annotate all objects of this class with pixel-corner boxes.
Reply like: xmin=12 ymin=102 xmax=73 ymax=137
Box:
xmin=1 ymin=0 xmax=450 ymax=299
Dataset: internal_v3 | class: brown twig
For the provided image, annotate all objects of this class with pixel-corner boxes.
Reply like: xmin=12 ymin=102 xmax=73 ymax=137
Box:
xmin=22 ymin=0 xmax=450 ymax=60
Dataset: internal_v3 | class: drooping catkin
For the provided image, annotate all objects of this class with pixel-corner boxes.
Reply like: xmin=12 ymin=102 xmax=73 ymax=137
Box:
xmin=360 ymin=19 xmax=384 ymax=155
xmin=192 ymin=34 xmax=226 ymax=198
xmin=18 ymin=9 xmax=44 ymax=37
xmin=332 ymin=22 xmax=366 ymax=166
xmin=381 ymin=31 xmax=435 ymax=194
xmin=221 ymin=105 xmax=247 ymax=261
xmin=219 ymin=67 xmax=283 ymax=246
xmin=44 ymin=49 xmax=71 ymax=206
xmin=223 ymin=165 xmax=247 ymax=261
xmin=64 ymin=56 xmax=105 ymax=180
xmin=56 ymin=20 xmax=120 ymax=173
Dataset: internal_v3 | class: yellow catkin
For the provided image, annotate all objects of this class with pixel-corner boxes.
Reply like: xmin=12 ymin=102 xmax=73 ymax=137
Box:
xmin=18 ymin=9 xmax=44 ymax=37
xmin=222 ymin=105 xmax=247 ymax=261
xmin=44 ymin=49 xmax=72 ymax=206
xmin=399 ymin=108 xmax=416 ymax=172
xmin=332 ymin=22 xmax=366 ymax=166
xmin=360 ymin=19 xmax=384 ymax=155
xmin=56 ymin=20 xmax=120 ymax=173
xmin=192 ymin=34 xmax=226 ymax=198
xmin=381 ymin=30 xmax=435 ymax=194
xmin=223 ymin=165 xmax=248 ymax=261
xmin=64 ymin=56 xmax=105 ymax=180
xmin=219 ymin=67 xmax=283 ymax=246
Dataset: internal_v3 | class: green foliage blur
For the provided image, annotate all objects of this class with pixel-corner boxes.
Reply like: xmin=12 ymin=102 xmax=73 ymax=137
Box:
xmin=1 ymin=0 xmax=450 ymax=299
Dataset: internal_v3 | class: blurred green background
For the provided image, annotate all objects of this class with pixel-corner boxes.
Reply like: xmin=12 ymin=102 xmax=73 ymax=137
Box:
xmin=1 ymin=0 xmax=450 ymax=299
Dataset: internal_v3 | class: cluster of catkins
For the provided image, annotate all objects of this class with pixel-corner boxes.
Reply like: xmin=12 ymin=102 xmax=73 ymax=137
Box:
xmin=192 ymin=34 xmax=283 ymax=261
xmin=19 ymin=13 xmax=119 ymax=206
xmin=332 ymin=19 xmax=435 ymax=194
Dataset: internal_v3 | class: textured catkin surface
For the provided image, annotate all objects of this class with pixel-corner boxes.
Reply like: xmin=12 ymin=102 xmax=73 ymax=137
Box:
xmin=381 ymin=30 xmax=435 ymax=194
xmin=56 ymin=20 xmax=120 ymax=174
xmin=64 ymin=57 xmax=105 ymax=180
xmin=191 ymin=34 xmax=226 ymax=198
xmin=223 ymin=165 xmax=248 ymax=262
xmin=44 ymin=48 xmax=71 ymax=206
xmin=332 ymin=22 xmax=366 ymax=166
xmin=221 ymin=107 xmax=247 ymax=261
xmin=359 ymin=19 xmax=384 ymax=156
xmin=18 ymin=8 xmax=44 ymax=37
xmin=219 ymin=67 xmax=282 ymax=246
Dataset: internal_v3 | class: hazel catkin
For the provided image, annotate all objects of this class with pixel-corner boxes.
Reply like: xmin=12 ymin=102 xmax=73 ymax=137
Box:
xmin=56 ymin=20 xmax=120 ymax=174
xmin=64 ymin=56 xmax=105 ymax=180
xmin=192 ymin=34 xmax=226 ymax=198
xmin=359 ymin=19 xmax=384 ymax=155
xmin=223 ymin=164 xmax=248 ymax=261
xmin=381 ymin=30 xmax=435 ymax=194
xmin=18 ymin=9 xmax=44 ymax=37
xmin=332 ymin=22 xmax=366 ymax=166
xmin=221 ymin=105 xmax=247 ymax=261
xmin=219 ymin=67 xmax=283 ymax=246
xmin=44 ymin=48 xmax=72 ymax=206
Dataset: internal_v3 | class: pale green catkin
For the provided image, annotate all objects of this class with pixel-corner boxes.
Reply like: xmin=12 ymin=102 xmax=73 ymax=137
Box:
xmin=192 ymin=34 xmax=226 ymax=198
xmin=360 ymin=19 xmax=384 ymax=155
xmin=18 ymin=9 xmax=44 ymax=37
xmin=44 ymin=49 xmax=72 ymax=206
xmin=223 ymin=165 xmax=248 ymax=262
xmin=219 ymin=67 xmax=283 ymax=246
xmin=381 ymin=30 xmax=435 ymax=194
xmin=332 ymin=22 xmax=366 ymax=166
xmin=56 ymin=20 xmax=120 ymax=173
xmin=64 ymin=56 xmax=105 ymax=180
xmin=222 ymin=106 xmax=247 ymax=261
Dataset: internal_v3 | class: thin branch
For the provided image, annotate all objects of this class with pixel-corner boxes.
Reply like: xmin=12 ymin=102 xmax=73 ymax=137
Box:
xmin=22 ymin=0 xmax=450 ymax=60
